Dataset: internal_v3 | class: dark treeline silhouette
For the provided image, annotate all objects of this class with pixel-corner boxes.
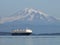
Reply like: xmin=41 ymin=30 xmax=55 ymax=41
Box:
xmin=0 ymin=32 xmax=60 ymax=36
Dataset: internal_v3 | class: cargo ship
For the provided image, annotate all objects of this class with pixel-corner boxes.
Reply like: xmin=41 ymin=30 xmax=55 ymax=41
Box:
xmin=11 ymin=29 xmax=32 ymax=35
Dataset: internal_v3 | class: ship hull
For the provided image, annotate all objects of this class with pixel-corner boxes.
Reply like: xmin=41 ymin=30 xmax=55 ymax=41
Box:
xmin=11 ymin=33 xmax=32 ymax=35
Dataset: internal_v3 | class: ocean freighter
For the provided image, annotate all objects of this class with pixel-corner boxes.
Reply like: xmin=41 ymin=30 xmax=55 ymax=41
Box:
xmin=11 ymin=29 xmax=32 ymax=35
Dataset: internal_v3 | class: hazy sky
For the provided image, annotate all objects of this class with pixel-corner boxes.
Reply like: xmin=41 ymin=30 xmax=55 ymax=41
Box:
xmin=0 ymin=0 xmax=60 ymax=18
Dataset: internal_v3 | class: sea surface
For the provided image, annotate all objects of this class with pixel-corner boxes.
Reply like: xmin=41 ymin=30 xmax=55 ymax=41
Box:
xmin=0 ymin=36 xmax=60 ymax=45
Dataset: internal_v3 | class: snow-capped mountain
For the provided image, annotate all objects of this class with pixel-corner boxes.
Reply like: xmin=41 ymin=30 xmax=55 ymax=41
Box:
xmin=0 ymin=8 xmax=59 ymax=24
xmin=0 ymin=8 xmax=60 ymax=33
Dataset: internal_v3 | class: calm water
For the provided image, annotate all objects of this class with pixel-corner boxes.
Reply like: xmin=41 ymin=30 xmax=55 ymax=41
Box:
xmin=0 ymin=36 xmax=60 ymax=45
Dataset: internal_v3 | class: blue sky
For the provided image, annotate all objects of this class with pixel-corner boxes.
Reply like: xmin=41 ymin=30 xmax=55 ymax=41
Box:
xmin=0 ymin=0 xmax=60 ymax=18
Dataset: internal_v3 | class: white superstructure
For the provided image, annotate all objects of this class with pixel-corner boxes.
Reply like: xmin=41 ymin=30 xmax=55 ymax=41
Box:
xmin=12 ymin=29 xmax=32 ymax=33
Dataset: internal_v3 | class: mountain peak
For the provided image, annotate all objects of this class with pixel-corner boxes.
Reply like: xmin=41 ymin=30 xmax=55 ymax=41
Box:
xmin=24 ymin=8 xmax=48 ymax=17
xmin=24 ymin=8 xmax=38 ymax=13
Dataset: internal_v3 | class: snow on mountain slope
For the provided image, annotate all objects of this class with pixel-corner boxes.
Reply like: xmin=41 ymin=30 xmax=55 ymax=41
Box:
xmin=0 ymin=8 xmax=59 ymax=24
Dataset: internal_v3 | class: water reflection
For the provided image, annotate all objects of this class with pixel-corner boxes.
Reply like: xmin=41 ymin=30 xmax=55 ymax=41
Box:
xmin=0 ymin=36 xmax=60 ymax=45
xmin=25 ymin=37 xmax=33 ymax=45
